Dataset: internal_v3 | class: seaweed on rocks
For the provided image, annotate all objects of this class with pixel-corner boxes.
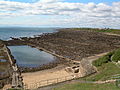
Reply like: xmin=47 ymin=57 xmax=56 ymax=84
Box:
xmin=19 ymin=29 xmax=120 ymax=61
xmin=19 ymin=58 xmax=69 ymax=73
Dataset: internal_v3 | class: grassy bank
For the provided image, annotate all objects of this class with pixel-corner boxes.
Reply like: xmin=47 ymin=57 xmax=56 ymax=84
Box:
xmin=53 ymin=82 xmax=119 ymax=90
xmin=65 ymin=28 xmax=120 ymax=35
xmin=92 ymin=48 xmax=120 ymax=67
xmin=82 ymin=62 xmax=120 ymax=81
xmin=83 ymin=48 xmax=120 ymax=81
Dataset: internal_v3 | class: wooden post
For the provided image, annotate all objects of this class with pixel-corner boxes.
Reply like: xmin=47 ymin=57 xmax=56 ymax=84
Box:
xmin=65 ymin=76 xmax=67 ymax=81
xmin=39 ymin=82 xmax=41 ymax=87
xmin=47 ymin=80 xmax=49 ymax=85
xmin=57 ymin=78 xmax=59 ymax=83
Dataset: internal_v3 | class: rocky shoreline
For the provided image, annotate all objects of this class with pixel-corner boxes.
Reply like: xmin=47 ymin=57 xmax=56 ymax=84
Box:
xmin=5 ymin=29 xmax=120 ymax=59
xmin=1 ymin=28 xmax=120 ymax=89
xmin=3 ymin=29 xmax=120 ymax=73
xmin=19 ymin=57 xmax=69 ymax=73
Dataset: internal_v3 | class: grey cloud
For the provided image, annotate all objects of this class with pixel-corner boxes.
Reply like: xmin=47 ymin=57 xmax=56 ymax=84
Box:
xmin=0 ymin=0 xmax=119 ymax=17
xmin=0 ymin=0 xmax=120 ymax=28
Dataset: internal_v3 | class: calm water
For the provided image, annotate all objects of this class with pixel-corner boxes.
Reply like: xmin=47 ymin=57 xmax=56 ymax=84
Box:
xmin=0 ymin=27 xmax=56 ymax=40
xmin=1 ymin=27 xmax=57 ymax=67
xmin=8 ymin=45 xmax=56 ymax=67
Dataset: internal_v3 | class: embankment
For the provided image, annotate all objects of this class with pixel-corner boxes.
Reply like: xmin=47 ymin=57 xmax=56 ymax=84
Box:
xmin=0 ymin=40 xmax=13 ymax=89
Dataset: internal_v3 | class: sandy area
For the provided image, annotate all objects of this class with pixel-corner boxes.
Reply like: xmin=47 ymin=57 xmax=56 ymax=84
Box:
xmin=22 ymin=65 xmax=72 ymax=89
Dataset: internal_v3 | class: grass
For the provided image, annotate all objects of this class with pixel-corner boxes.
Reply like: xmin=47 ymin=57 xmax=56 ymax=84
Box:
xmin=53 ymin=82 xmax=120 ymax=90
xmin=94 ymin=29 xmax=120 ymax=34
xmin=73 ymin=28 xmax=120 ymax=34
xmin=93 ymin=48 xmax=120 ymax=67
xmin=82 ymin=62 xmax=120 ymax=81
xmin=88 ymin=48 xmax=120 ymax=81
xmin=112 ymin=49 xmax=120 ymax=62
xmin=92 ymin=54 xmax=111 ymax=67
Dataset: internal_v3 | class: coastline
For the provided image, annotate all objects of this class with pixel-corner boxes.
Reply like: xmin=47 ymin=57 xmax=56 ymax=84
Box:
xmin=1 ymin=28 xmax=120 ymax=89
xmin=3 ymin=28 xmax=120 ymax=73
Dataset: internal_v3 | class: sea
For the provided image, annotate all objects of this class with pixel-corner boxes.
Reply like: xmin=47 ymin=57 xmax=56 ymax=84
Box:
xmin=0 ymin=27 xmax=57 ymax=40
xmin=0 ymin=27 xmax=57 ymax=67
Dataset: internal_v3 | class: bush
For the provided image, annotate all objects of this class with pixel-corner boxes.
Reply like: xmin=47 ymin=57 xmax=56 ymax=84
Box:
xmin=111 ymin=49 xmax=120 ymax=62
xmin=93 ymin=55 xmax=109 ymax=67
xmin=93 ymin=51 xmax=114 ymax=67
xmin=92 ymin=48 xmax=120 ymax=67
xmin=107 ymin=51 xmax=115 ymax=57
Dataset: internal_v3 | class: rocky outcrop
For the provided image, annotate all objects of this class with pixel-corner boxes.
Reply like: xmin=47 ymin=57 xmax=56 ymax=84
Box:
xmin=4 ymin=29 xmax=120 ymax=76
xmin=19 ymin=30 xmax=120 ymax=61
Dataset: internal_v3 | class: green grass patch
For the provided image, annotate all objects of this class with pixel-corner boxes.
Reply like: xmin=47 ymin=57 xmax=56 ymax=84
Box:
xmin=92 ymin=55 xmax=110 ymax=67
xmin=92 ymin=51 xmax=114 ymax=67
xmin=53 ymin=82 xmax=119 ymax=90
xmin=72 ymin=28 xmax=120 ymax=34
xmin=82 ymin=49 xmax=120 ymax=81
xmin=92 ymin=48 xmax=120 ymax=67
xmin=83 ymin=62 xmax=120 ymax=81
xmin=111 ymin=49 xmax=120 ymax=62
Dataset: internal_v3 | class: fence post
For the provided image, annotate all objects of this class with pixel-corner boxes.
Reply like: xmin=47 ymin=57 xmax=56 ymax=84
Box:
xmin=24 ymin=84 xmax=27 ymax=90
xmin=57 ymin=78 xmax=59 ymax=83
xmin=47 ymin=80 xmax=49 ymax=85
xmin=38 ymin=82 xmax=41 ymax=87
xmin=65 ymin=76 xmax=67 ymax=81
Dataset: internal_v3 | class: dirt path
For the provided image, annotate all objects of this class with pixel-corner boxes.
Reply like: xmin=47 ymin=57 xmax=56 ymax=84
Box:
xmin=104 ymin=33 xmax=120 ymax=37
xmin=22 ymin=65 xmax=72 ymax=89
xmin=82 ymin=52 xmax=109 ymax=64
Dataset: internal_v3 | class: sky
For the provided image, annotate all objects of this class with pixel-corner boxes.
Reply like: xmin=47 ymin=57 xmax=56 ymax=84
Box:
xmin=0 ymin=0 xmax=120 ymax=28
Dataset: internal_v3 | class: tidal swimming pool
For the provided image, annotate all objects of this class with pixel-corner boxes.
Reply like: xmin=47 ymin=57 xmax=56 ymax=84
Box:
xmin=8 ymin=45 xmax=56 ymax=67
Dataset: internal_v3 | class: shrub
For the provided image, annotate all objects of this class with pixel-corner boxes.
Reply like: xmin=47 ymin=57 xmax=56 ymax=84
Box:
xmin=92 ymin=49 xmax=120 ymax=66
xmin=107 ymin=51 xmax=115 ymax=58
xmin=93 ymin=51 xmax=114 ymax=67
xmin=111 ymin=49 xmax=120 ymax=62
xmin=93 ymin=55 xmax=109 ymax=67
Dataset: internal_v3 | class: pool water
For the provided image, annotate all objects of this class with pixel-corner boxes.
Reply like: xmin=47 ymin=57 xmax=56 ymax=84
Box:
xmin=8 ymin=45 xmax=56 ymax=67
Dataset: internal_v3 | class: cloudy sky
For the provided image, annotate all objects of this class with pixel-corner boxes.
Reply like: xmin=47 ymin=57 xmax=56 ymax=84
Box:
xmin=0 ymin=0 xmax=120 ymax=28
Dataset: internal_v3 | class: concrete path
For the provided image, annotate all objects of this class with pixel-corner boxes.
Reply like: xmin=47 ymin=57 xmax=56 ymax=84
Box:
xmin=3 ymin=45 xmax=23 ymax=89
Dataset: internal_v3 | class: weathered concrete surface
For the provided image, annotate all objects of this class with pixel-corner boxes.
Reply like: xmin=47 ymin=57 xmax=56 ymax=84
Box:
xmin=0 ymin=40 xmax=11 ymax=89
xmin=4 ymin=45 xmax=23 ymax=89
